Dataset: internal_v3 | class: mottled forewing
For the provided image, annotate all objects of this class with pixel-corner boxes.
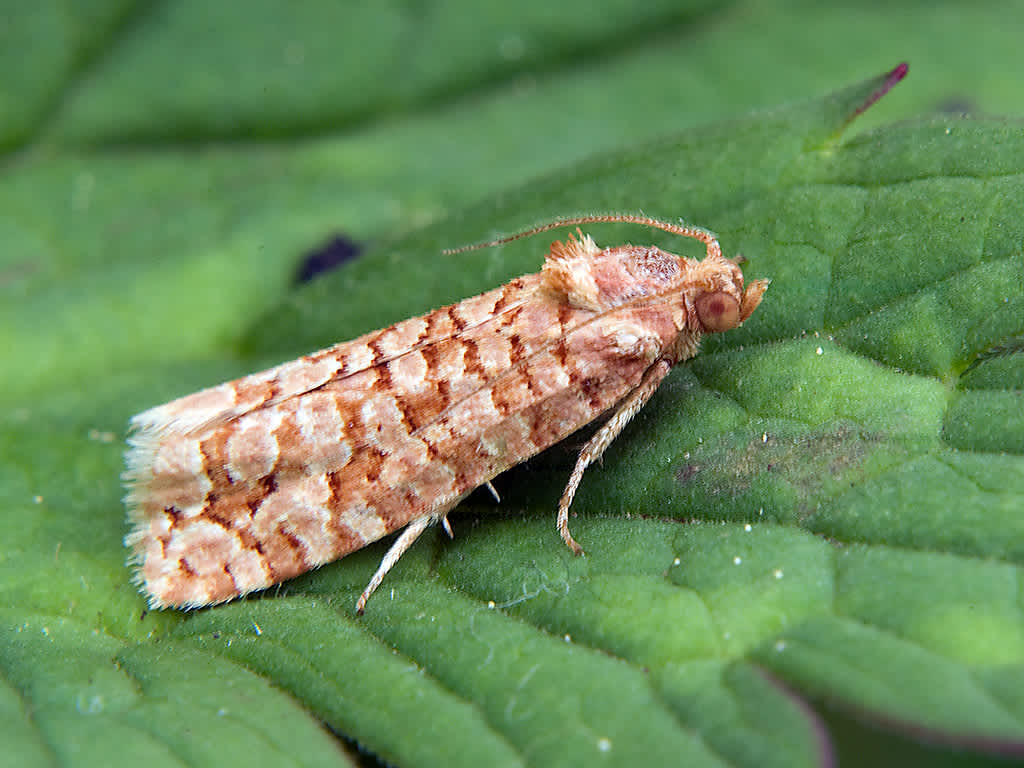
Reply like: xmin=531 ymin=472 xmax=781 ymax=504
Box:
xmin=124 ymin=277 xmax=540 ymax=607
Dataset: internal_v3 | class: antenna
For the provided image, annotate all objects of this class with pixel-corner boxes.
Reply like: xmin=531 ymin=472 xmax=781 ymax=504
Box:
xmin=443 ymin=214 xmax=722 ymax=260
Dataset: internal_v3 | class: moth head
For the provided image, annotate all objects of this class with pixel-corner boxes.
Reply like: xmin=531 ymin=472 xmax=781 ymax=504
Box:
xmin=695 ymin=276 xmax=769 ymax=334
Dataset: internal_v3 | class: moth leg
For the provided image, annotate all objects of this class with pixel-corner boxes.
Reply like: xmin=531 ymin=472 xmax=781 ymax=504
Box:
xmin=356 ymin=515 xmax=433 ymax=614
xmin=484 ymin=480 xmax=501 ymax=502
xmin=557 ymin=359 xmax=673 ymax=555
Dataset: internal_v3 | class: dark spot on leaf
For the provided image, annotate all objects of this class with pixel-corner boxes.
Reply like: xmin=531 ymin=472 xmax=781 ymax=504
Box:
xmin=934 ymin=97 xmax=975 ymax=115
xmin=675 ymin=464 xmax=699 ymax=484
xmin=294 ymin=234 xmax=363 ymax=284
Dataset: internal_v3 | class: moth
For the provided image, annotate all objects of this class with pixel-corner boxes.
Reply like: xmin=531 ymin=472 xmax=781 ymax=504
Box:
xmin=124 ymin=214 xmax=768 ymax=613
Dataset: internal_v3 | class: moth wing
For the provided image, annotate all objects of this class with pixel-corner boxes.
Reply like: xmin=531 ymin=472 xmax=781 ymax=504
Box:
xmin=128 ymin=279 xmax=541 ymax=442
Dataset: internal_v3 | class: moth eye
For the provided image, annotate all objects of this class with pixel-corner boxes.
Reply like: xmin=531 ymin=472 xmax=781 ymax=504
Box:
xmin=696 ymin=291 xmax=740 ymax=332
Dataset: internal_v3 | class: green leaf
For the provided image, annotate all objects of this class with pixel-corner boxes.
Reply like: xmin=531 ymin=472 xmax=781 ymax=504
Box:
xmin=4 ymin=3 xmax=1024 ymax=767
